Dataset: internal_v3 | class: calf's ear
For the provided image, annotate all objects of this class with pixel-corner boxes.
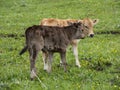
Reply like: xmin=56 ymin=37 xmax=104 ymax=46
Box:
xmin=93 ymin=19 xmax=99 ymax=25
xmin=77 ymin=20 xmax=83 ymax=23
xmin=77 ymin=20 xmax=83 ymax=26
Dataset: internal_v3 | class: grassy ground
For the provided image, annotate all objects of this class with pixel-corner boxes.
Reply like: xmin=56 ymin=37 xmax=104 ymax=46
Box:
xmin=0 ymin=0 xmax=120 ymax=90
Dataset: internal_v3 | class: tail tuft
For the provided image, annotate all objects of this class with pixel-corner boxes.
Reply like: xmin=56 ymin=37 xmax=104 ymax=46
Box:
xmin=19 ymin=46 xmax=28 ymax=55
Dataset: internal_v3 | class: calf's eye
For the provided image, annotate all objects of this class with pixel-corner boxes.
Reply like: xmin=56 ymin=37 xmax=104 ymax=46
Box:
xmin=80 ymin=29 xmax=84 ymax=33
xmin=85 ymin=26 xmax=88 ymax=29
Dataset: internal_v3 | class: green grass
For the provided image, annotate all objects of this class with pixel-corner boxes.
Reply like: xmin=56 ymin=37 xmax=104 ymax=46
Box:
xmin=0 ymin=0 xmax=120 ymax=90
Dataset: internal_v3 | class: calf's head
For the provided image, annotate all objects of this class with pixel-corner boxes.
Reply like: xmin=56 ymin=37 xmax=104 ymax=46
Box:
xmin=79 ymin=18 xmax=99 ymax=37
xmin=68 ymin=22 xmax=86 ymax=39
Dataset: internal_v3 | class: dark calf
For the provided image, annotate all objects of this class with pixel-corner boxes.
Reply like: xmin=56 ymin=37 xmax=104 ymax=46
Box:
xmin=20 ymin=22 xmax=85 ymax=80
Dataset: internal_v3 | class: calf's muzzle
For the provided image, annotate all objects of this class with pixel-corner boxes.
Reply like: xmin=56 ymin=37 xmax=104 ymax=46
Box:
xmin=89 ymin=34 xmax=94 ymax=37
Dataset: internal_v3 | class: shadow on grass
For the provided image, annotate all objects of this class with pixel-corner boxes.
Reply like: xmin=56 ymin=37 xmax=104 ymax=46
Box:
xmin=87 ymin=60 xmax=112 ymax=71
xmin=0 ymin=34 xmax=24 ymax=38
xmin=96 ymin=31 xmax=120 ymax=34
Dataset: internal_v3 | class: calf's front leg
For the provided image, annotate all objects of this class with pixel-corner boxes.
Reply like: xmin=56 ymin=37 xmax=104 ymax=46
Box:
xmin=60 ymin=51 xmax=67 ymax=72
xmin=47 ymin=52 xmax=53 ymax=73
xmin=42 ymin=52 xmax=49 ymax=71
xmin=71 ymin=40 xmax=81 ymax=68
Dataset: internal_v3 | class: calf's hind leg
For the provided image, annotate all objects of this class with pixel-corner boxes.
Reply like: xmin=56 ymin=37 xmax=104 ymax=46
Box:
xmin=28 ymin=46 xmax=39 ymax=80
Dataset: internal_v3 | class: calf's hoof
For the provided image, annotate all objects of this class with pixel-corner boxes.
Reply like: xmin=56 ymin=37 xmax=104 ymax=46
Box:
xmin=76 ymin=64 xmax=81 ymax=68
xmin=64 ymin=69 xmax=67 ymax=72
xmin=46 ymin=68 xmax=52 ymax=73
xmin=30 ymin=70 xmax=37 ymax=80
xmin=31 ymin=77 xmax=34 ymax=81
xmin=43 ymin=64 xmax=49 ymax=71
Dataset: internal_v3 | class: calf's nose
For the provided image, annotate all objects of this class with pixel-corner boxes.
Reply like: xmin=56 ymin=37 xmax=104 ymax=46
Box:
xmin=90 ymin=34 xmax=94 ymax=37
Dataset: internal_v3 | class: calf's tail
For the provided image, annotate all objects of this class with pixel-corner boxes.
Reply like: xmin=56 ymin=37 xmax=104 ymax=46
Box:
xmin=19 ymin=45 xmax=28 ymax=55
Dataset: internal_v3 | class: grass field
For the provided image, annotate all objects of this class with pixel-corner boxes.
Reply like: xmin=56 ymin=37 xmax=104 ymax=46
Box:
xmin=0 ymin=0 xmax=120 ymax=90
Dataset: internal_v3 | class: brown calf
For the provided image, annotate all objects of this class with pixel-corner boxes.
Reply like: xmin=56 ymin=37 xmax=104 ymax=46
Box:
xmin=40 ymin=18 xmax=99 ymax=68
